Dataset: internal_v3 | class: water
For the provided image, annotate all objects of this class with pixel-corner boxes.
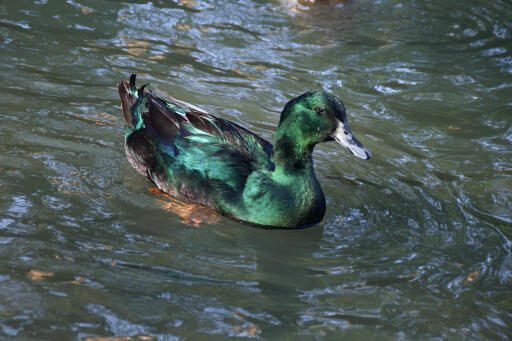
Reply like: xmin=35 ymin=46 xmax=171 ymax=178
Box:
xmin=0 ymin=0 xmax=511 ymax=339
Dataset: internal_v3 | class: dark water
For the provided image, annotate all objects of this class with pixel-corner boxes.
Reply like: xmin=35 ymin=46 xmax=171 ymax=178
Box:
xmin=1 ymin=0 xmax=511 ymax=339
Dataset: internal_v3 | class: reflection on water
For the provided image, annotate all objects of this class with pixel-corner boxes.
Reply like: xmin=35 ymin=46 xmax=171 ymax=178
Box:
xmin=0 ymin=0 xmax=511 ymax=339
xmin=149 ymin=187 xmax=220 ymax=227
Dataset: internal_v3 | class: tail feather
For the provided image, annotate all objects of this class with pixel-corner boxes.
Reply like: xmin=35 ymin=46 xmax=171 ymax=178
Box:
xmin=118 ymin=74 xmax=147 ymax=131
xmin=138 ymin=84 xmax=147 ymax=98
xmin=129 ymin=74 xmax=137 ymax=96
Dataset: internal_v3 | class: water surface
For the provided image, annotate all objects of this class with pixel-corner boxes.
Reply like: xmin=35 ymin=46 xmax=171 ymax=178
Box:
xmin=0 ymin=0 xmax=511 ymax=339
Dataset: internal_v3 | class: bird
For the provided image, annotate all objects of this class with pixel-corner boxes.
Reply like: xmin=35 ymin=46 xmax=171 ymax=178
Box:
xmin=118 ymin=74 xmax=370 ymax=228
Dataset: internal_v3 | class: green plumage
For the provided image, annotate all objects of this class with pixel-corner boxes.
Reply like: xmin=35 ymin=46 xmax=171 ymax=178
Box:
xmin=118 ymin=74 xmax=370 ymax=228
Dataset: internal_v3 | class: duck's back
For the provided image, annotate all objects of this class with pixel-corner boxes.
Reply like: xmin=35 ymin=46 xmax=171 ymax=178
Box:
xmin=118 ymin=77 xmax=274 ymax=210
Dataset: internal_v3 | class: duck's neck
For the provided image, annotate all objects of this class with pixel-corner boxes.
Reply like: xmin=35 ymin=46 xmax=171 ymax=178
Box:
xmin=273 ymin=126 xmax=315 ymax=173
xmin=269 ymin=127 xmax=326 ymax=226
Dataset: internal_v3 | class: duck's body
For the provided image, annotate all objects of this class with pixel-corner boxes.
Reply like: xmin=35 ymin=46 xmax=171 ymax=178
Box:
xmin=118 ymin=75 xmax=369 ymax=228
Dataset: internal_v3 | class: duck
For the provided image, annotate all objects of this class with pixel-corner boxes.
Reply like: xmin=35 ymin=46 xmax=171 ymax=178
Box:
xmin=118 ymin=74 xmax=370 ymax=228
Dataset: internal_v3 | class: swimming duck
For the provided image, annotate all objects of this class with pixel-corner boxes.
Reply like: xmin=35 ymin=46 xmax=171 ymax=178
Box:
xmin=118 ymin=74 xmax=370 ymax=228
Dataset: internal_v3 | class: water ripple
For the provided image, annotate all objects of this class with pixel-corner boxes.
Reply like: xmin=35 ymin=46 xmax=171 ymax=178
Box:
xmin=0 ymin=0 xmax=511 ymax=339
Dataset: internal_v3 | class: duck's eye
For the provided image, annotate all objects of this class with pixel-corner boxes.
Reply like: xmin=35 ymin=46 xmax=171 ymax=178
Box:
xmin=315 ymin=107 xmax=326 ymax=115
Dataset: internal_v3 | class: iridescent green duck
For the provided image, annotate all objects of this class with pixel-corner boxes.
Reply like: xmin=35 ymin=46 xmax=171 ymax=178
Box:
xmin=118 ymin=74 xmax=370 ymax=228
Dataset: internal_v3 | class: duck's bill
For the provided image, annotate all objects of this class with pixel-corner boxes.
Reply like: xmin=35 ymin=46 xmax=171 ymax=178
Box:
xmin=333 ymin=122 xmax=371 ymax=160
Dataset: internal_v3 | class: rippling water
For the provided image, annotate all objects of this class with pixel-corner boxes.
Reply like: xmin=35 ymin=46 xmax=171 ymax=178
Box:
xmin=1 ymin=0 xmax=511 ymax=339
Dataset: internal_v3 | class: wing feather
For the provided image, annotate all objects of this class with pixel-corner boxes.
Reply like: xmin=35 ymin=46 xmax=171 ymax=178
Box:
xmin=143 ymin=89 xmax=274 ymax=173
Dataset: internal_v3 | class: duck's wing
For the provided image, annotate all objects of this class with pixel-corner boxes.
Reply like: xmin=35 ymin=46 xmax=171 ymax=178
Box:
xmin=119 ymin=76 xmax=274 ymax=197
xmin=144 ymin=88 xmax=274 ymax=171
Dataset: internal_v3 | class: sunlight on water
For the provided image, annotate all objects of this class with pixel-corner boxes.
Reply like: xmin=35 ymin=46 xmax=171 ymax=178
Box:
xmin=0 ymin=0 xmax=511 ymax=339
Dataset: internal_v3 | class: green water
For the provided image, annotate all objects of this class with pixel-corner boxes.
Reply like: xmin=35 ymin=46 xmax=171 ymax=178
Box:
xmin=1 ymin=0 xmax=511 ymax=339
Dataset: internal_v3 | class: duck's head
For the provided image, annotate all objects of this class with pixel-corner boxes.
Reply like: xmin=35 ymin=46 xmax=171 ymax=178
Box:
xmin=278 ymin=91 xmax=371 ymax=160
